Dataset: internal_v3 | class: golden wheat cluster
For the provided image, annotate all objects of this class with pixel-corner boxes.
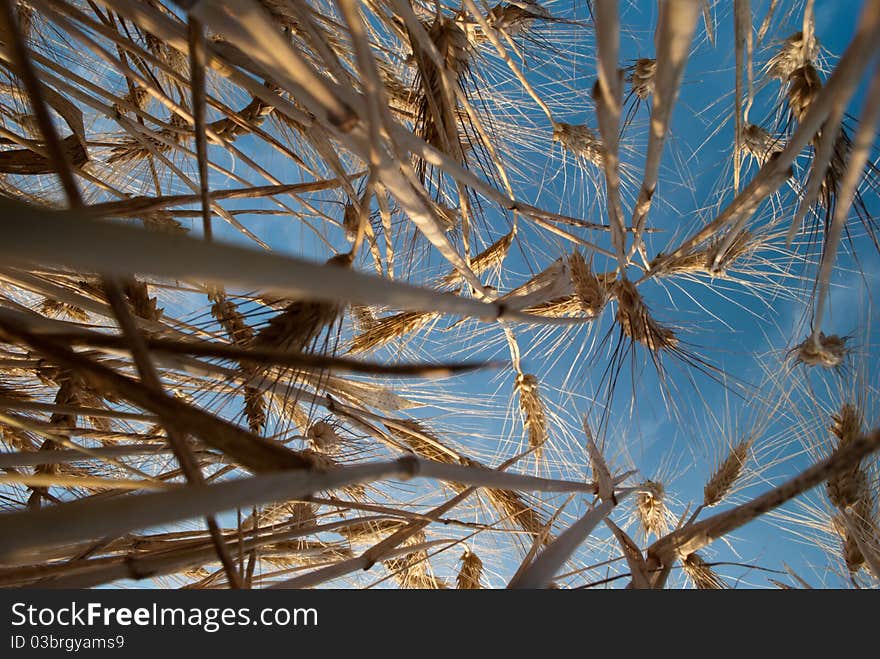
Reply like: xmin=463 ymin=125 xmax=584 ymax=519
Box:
xmin=0 ymin=0 xmax=877 ymax=589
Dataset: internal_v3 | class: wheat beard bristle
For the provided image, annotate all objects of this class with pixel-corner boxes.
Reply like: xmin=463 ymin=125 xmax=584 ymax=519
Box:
xmin=614 ymin=279 xmax=677 ymax=351
xmin=456 ymin=546 xmax=484 ymax=589
xmin=703 ymin=438 xmax=753 ymax=507
xmin=515 ymin=373 xmax=548 ymax=456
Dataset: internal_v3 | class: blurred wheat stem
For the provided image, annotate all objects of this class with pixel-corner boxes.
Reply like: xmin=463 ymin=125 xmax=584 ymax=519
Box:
xmin=0 ymin=198 xmax=571 ymax=323
xmin=0 ymin=455 xmax=605 ymax=561
xmin=629 ymin=0 xmax=700 ymax=261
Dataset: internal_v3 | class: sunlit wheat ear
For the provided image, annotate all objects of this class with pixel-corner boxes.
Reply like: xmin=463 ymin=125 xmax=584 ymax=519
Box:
xmin=208 ymin=290 xmax=255 ymax=345
xmin=524 ymin=295 xmax=583 ymax=318
xmin=584 ymin=421 xmax=614 ymax=502
xmin=635 ymin=480 xmax=671 ymax=541
xmin=613 ymin=279 xmax=677 ymax=351
xmin=142 ymin=212 xmax=189 ymax=236
xmin=833 ymin=496 xmax=877 ymax=576
xmin=108 ymin=113 xmax=190 ymax=165
xmin=26 ymin=372 xmax=83 ymax=508
xmin=568 ymin=251 xmax=608 ymax=316
xmin=307 ymin=419 xmax=343 ymax=455
xmin=409 ymin=14 xmax=472 ymax=178
xmin=242 ymin=388 xmax=267 ymax=435
xmin=682 ymin=553 xmax=728 ymax=589
xmin=39 ymin=299 xmax=88 ymax=322
xmin=337 ymin=519 xmax=408 ymax=545
xmin=143 ymin=32 xmax=189 ymax=82
xmin=484 ymin=487 xmax=549 ymax=542
xmin=342 ymin=201 xmax=359 ymax=244
xmin=457 ymin=1 xmax=554 ymax=50
xmin=390 ymin=419 xmax=458 ymax=465
xmin=743 ymin=124 xmax=785 ymax=165
xmin=825 ymin=404 xmax=867 ymax=510
xmin=209 ymin=96 xmax=276 ymax=142
xmin=242 ymin=501 xmax=316 ymax=532
xmin=489 ymin=1 xmax=552 ymax=36
xmin=208 ymin=289 xmax=265 ymax=434
xmin=434 ymin=202 xmax=461 ymax=233
xmin=551 ymin=122 xmax=604 ymax=167
xmin=794 ymin=333 xmax=849 ymax=369
xmin=767 ymin=31 xmax=818 ymax=81
xmin=296 ymin=450 xmax=364 ymax=500
xmin=259 ymin=540 xmax=353 ymax=569
xmin=349 ymin=310 xmax=439 ymax=354
xmin=250 ymin=253 xmax=351 ymax=353
xmin=630 ymin=58 xmax=656 ymax=100
xmin=456 ymin=545 xmax=484 ymax=589
xmin=514 ymin=373 xmax=547 ymax=457
xmin=704 ymin=438 xmax=753 ymax=508
xmin=650 ymin=231 xmax=754 ymax=279
xmin=113 ymin=85 xmax=149 ymax=116
xmin=707 ymin=230 xmax=759 ymax=277
xmin=384 ymin=530 xmax=447 ymax=589
xmin=441 ymin=229 xmax=515 ymax=286
xmin=120 ymin=280 xmax=163 ymax=322
xmin=0 ymin=377 xmax=32 ymax=402
xmin=349 ymin=305 xmax=376 ymax=333
xmin=12 ymin=2 xmax=33 ymax=41
xmin=786 ymin=62 xmax=822 ymax=124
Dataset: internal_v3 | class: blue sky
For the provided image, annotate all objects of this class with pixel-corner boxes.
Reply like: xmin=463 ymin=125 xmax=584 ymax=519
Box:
xmin=51 ymin=0 xmax=880 ymax=588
